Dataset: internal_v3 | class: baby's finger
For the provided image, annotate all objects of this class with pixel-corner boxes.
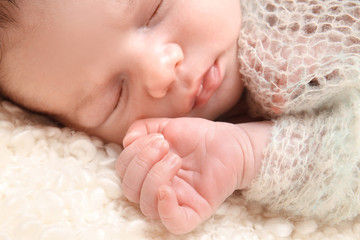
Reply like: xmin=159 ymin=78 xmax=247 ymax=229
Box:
xmin=157 ymin=185 xmax=202 ymax=235
xmin=139 ymin=152 xmax=181 ymax=220
xmin=116 ymin=134 xmax=166 ymax=180
xmin=123 ymin=118 xmax=171 ymax=147
xmin=121 ymin=137 xmax=169 ymax=203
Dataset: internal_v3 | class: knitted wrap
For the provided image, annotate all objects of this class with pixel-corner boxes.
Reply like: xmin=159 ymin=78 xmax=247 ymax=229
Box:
xmin=238 ymin=0 xmax=360 ymax=223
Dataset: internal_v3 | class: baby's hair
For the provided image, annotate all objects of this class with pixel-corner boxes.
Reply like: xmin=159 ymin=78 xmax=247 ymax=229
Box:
xmin=0 ymin=0 xmax=17 ymax=55
xmin=0 ymin=0 xmax=18 ymax=97
xmin=0 ymin=0 xmax=17 ymax=24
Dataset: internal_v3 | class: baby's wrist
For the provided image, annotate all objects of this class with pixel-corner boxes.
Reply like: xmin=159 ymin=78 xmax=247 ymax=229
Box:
xmin=231 ymin=125 xmax=256 ymax=190
xmin=234 ymin=121 xmax=273 ymax=190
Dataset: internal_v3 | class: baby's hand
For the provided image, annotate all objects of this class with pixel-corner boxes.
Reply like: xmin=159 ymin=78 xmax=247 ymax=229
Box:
xmin=116 ymin=118 xmax=258 ymax=234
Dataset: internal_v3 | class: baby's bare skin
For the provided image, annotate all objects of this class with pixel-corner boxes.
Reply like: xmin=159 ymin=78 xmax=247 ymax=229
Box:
xmin=117 ymin=118 xmax=272 ymax=234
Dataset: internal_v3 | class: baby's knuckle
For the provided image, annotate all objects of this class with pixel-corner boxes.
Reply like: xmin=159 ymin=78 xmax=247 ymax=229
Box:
xmin=134 ymin=153 xmax=150 ymax=169
xmin=148 ymin=169 xmax=163 ymax=182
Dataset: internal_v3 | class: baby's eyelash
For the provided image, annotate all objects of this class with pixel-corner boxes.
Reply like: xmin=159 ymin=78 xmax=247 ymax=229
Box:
xmin=113 ymin=79 xmax=124 ymax=111
xmin=113 ymin=87 xmax=122 ymax=110
xmin=148 ymin=0 xmax=163 ymax=24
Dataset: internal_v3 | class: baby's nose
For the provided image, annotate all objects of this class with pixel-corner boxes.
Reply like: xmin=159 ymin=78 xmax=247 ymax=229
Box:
xmin=143 ymin=43 xmax=183 ymax=98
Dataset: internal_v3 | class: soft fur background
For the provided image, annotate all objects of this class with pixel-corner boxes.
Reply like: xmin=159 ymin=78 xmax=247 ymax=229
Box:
xmin=0 ymin=99 xmax=359 ymax=240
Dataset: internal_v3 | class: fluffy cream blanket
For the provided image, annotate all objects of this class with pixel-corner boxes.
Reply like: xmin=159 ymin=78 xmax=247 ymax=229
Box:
xmin=0 ymin=99 xmax=359 ymax=240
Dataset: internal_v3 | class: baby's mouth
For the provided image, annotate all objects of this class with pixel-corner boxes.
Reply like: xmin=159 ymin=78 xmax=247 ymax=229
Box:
xmin=193 ymin=62 xmax=222 ymax=108
xmin=196 ymin=84 xmax=203 ymax=97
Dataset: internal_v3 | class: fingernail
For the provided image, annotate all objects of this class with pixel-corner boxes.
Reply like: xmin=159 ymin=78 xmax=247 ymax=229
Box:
xmin=158 ymin=190 xmax=166 ymax=201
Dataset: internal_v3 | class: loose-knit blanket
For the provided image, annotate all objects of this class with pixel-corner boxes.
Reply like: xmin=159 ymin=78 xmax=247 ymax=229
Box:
xmin=239 ymin=0 xmax=360 ymax=224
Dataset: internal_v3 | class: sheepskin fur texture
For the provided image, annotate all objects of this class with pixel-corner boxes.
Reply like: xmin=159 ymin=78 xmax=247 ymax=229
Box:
xmin=0 ymin=100 xmax=360 ymax=239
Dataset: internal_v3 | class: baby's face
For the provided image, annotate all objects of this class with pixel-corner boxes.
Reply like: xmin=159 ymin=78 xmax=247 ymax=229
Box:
xmin=3 ymin=0 xmax=243 ymax=144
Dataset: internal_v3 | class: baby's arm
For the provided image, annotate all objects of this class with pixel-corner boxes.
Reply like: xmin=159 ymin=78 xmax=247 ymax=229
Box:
xmin=237 ymin=0 xmax=360 ymax=223
xmin=244 ymin=93 xmax=360 ymax=223
xmin=116 ymin=118 xmax=272 ymax=234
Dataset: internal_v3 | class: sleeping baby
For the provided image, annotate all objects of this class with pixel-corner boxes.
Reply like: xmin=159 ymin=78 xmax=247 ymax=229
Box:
xmin=0 ymin=0 xmax=359 ymax=234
